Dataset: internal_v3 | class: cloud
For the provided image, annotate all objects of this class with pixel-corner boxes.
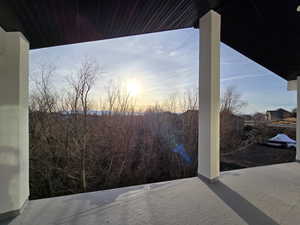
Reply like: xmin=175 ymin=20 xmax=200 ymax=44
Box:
xmin=221 ymin=73 xmax=272 ymax=82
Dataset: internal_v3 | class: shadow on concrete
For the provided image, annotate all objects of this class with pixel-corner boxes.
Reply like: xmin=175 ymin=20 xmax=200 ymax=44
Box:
xmin=0 ymin=218 xmax=14 ymax=225
xmin=202 ymin=179 xmax=280 ymax=225
xmin=0 ymin=147 xmax=19 ymax=225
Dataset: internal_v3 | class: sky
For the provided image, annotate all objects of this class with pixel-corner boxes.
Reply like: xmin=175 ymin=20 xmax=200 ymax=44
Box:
xmin=30 ymin=28 xmax=296 ymax=114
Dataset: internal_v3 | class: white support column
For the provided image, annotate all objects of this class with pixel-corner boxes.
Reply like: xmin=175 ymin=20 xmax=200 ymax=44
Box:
xmin=297 ymin=77 xmax=300 ymax=161
xmin=287 ymin=77 xmax=300 ymax=161
xmin=198 ymin=10 xmax=221 ymax=180
xmin=0 ymin=27 xmax=29 ymax=219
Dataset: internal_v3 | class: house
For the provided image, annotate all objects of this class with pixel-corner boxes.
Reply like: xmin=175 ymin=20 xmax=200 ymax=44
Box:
xmin=266 ymin=108 xmax=293 ymax=121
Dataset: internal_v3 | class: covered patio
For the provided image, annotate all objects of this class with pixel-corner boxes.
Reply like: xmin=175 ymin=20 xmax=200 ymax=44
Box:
xmin=1 ymin=1 xmax=300 ymax=224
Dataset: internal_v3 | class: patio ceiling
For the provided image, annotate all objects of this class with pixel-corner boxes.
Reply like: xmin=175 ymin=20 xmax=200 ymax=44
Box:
xmin=0 ymin=0 xmax=299 ymax=80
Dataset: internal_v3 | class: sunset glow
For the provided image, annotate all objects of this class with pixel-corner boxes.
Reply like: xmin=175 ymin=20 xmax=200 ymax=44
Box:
xmin=126 ymin=79 xmax=141 ymax=96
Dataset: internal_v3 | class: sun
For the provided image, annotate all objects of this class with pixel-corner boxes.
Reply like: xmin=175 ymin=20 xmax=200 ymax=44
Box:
xmin=126 ymin=79 xmax=141 ymax=96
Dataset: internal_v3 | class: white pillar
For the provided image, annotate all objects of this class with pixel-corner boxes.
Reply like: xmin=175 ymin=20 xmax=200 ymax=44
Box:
xmin=297 ymin=77 xmax=300 ymax=161
xmin=0 ymin=27 xmax=29 ymax=219
xmin=198 ymin=10 xmax=221 ymax=180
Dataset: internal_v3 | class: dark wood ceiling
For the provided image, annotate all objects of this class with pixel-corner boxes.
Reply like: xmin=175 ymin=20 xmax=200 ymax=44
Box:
xmin=0 ymin=0 xmax=299 ymax=81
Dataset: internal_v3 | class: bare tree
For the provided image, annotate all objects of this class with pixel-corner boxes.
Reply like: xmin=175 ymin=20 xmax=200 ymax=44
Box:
xmin=221 ymin=86 xmax=246 ymax=114
xmin=179 ymin=88 xmax=198 ymax=112
xmin=30 ymin=64 xmax=58 ymax=113
xmin=220 ymin=86 xmax=247 ymax=153
xmin=29 ymin=62 xmax=256 ymax=200
xmin=66 ymin=58 xmax=100 ymax=192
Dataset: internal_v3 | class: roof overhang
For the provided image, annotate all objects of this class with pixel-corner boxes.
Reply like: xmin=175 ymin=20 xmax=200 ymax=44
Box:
xmin=0 ymin=0 xmax=299 ymax=81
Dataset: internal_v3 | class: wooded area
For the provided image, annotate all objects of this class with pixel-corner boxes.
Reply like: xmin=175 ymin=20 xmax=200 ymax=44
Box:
xmin=29 ymin=59 xmax=248 ymax=199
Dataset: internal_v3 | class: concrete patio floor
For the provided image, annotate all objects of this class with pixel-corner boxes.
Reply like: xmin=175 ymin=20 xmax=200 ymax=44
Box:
xmin=2 ymin=162 xmax=300 ymax=225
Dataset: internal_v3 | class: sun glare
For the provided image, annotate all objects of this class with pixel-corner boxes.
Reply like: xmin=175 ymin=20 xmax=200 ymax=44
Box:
xmin=126 ymin=79 xmax=141 ymax=96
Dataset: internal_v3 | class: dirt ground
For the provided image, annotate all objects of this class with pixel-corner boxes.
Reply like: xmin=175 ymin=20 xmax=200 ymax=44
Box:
xmin=221 ymin=144 xmax=296 ymax=171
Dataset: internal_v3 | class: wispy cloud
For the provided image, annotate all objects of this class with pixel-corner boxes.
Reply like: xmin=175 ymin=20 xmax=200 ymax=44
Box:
xmin=221 ymin=73 xmax=272 ymax=82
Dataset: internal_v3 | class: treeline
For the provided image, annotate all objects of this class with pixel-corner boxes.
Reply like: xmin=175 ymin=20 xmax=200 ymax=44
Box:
xmin=29 ymin=59 xmax=245 ymax=199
